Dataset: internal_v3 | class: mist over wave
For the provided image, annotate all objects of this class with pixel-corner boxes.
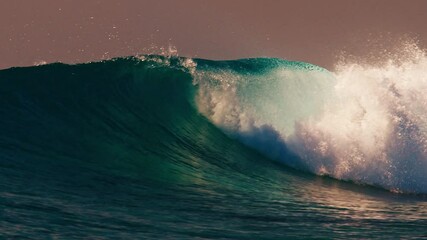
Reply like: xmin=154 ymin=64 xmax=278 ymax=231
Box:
xmin=194 ymin=43 xmax=427 ymax=193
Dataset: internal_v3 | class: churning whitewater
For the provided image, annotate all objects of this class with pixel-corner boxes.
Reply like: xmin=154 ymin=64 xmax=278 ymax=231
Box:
xmin=192 ymin=43 xmax=427 ymax=194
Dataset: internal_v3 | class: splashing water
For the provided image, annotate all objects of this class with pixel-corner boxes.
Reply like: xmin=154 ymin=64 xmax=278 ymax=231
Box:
xmin=290 ymin=43 xmax=427 ymax=193
xmin=194 ymin=43 xmax=427 ymax=193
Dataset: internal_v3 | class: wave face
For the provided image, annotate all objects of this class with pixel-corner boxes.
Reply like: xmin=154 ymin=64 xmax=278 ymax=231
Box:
xmin=1 ymin=54 xmax=427 ymax=238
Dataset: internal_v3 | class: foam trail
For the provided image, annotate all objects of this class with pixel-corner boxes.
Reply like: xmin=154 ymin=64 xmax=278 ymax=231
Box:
xmin=194 ymin=44 xmax=427 ymax=193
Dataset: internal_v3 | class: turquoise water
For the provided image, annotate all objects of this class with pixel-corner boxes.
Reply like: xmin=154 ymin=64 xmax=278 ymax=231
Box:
xmin=1 ymin=56 xmax=426 ymax=239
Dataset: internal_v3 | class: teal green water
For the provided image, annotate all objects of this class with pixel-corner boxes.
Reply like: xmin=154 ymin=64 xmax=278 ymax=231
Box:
xmin=1 ymin=56 xmax=426 ymax=239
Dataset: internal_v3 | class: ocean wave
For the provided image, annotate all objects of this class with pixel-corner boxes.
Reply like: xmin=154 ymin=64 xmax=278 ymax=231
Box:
xmin=1 ymin=48 xmax=427 ymax=194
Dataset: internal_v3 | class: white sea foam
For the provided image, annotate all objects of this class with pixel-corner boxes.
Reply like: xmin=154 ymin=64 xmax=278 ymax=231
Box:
xmin=33 ymin=60 xmax=47 ymax=66
xmin=289 ymin=43 xmax=427 ymax=193
xmin=194 ymin=44 xmax=427 ymax=193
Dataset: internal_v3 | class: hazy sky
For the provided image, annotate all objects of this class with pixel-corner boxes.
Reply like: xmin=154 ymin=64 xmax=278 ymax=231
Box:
xmin=1 ymin=0 xmax=426 ymax=69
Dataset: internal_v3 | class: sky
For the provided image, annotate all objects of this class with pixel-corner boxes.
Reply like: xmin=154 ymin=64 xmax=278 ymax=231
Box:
xmin=1 ymin=0 xmax=426 ymax=70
